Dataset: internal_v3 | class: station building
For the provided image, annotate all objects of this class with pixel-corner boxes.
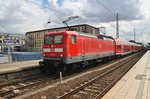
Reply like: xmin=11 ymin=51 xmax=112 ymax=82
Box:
xmin=0 ymin=33 xmax=25 ymax=52
xmin=26 ymin=24 xmax=100 ymax=52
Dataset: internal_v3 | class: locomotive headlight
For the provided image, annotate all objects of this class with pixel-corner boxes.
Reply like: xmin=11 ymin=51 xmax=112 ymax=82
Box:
xmin=60 ymin=54 xmax=63 ymax=57
xmin=43 ymin=54 xmax=45 ymax=56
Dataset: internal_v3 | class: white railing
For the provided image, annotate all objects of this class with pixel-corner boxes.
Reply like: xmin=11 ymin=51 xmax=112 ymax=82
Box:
xmin=0 ymin=55 xmax=11 ymax=63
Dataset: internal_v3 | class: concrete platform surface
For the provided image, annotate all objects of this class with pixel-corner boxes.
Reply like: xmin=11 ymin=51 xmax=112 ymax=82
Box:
xmin=0 ymin=60 xmax=41 ymax=74
xmin=102 ymin=50 xmax=150 ymax=99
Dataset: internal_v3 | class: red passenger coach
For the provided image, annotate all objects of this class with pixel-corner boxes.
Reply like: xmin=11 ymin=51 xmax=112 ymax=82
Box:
xmin=115 ymin=39 xmax=142 ymax=56
xmin=41 ymin=31 xmax=116 ymax=72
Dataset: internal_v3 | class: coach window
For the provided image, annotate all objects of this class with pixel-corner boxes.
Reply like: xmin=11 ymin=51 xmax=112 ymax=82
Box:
xmin=117 ymin=45 xmax=121 ymax=49
xmin=72 ymin=35 xmax=76 ymax=44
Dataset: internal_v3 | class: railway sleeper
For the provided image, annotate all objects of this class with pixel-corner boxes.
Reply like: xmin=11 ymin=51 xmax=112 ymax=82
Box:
xmin=88 ymin=85 xmax=99 ymax=89
xmin=72 ymin=94 xmax=81 ymax=98
xmin=77 ymin=91 xmax=94 ymax=99
xmin=85 ymin=87 xmax=100 ymax=93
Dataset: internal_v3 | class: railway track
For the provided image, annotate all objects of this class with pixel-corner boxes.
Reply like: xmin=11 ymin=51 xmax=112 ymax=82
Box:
xmin=56 ymin=51 xmax=144 ymax=99
xmin=0 ymin=73 xmax=55 ymax=98
xmin=0 ymin=51 xmax=145 ymax=99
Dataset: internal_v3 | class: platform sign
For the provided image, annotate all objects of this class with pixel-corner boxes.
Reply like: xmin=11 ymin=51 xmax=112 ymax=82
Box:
xmin=3 ymin=39 xmax=19 ymax=44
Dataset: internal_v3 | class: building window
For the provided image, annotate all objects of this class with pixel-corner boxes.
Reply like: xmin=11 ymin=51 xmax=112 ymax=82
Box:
xmin=81 ymin=26 xmax=85 ymax=30
xmin=78 ymin=27 xmax=80 ymax=31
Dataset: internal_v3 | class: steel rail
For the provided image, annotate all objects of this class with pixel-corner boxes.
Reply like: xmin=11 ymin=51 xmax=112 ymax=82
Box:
xmin=56 ymin=51 xmax=144 ymax=99
xmin=0 ymin=73 xmax=53 ymax=98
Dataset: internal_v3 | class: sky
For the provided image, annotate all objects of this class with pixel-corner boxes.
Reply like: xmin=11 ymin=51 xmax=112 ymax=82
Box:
xmin=0 ymin=0 xmax=150 ymax=45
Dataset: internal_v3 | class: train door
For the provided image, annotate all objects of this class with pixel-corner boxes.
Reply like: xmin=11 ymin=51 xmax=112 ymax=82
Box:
xmin=116 ymin=45 xmax=122 ymax=53
xmin=70 ymin=35 xmax=77 ymax=56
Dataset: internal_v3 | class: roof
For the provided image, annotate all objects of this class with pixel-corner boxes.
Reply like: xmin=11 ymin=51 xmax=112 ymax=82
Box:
xmin=115 ymin=39 xmax=142 ymax=46
xmin=0 ymin=32 xmax=25 ymax=37
xmin=45 ymin=31 xmax=79 ymax=36
xmin=45 ymin=31 xmax=98 ymax=38
xmin=26 ymin=24 xmax=99 ymax=35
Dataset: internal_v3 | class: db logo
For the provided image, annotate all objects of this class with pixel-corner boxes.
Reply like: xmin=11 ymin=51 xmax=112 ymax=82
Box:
xmin=50 ymin=53 xmax=55 ymax=56
xmin=51 ymin=48 xmax=54 ymax=52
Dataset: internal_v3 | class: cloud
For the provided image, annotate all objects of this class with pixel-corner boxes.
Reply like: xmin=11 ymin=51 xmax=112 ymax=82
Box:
xmin=58 ymin=0 xmax=144 ymax=23
xmin=47 ymin=0 xmax=144 ymax=37
xmin=0 ymin=0 xmax=149 ymax=45
xmin=0 ymin=0 xmax=49 ymax=33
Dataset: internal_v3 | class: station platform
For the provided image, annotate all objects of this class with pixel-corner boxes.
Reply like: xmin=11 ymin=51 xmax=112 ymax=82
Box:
xmin=0 ymin=60 xmax=41 ymax=74
xmin=102 ymin=50 xmax=150 ymax=99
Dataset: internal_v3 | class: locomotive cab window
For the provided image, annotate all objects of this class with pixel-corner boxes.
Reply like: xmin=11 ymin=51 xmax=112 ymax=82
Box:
xmin=44 ymin=35 xmax=63 ymax=44
xmin=54 ymin=35 xmax=63 ymax=44
xmin=72 ymin=35 xmax=76 ymax=44
xmin=44 ymin=36 xmax=53 ymax=44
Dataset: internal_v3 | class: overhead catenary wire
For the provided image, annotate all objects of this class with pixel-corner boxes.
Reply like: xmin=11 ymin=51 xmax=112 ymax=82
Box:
xmin=95 ymin=0 xmax=119 ymax=38
xmin=95 ymin=0 xmax=140 ymax=40
xmin=25 ymin=0 xmax=66 ymax=15
xmin=0 ymin=24 xmax=8 ymax=33
xmin=25 ymin=0 xmax=79 ymax=28
xmin=25 ymin=0 xmax=69 ymax=29
xmin=95 ymin=0 xmax=116 ymax=17
xmin=109 ymin=0 xmax=142 ymax=35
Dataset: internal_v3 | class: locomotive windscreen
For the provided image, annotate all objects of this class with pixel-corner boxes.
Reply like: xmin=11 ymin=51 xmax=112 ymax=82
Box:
xmin=44 ymin=35 xmax=63 ymax=44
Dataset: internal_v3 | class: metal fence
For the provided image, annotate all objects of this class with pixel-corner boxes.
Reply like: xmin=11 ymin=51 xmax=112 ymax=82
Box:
xmin=0 ymin=52 xmax=42 ymax=62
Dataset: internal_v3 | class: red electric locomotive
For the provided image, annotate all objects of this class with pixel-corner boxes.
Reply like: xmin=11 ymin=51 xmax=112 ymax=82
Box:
xmin=40 ymin=30 xmax=143 ymax=72
xmin=40 ymin=31 xmax=115 ymax=72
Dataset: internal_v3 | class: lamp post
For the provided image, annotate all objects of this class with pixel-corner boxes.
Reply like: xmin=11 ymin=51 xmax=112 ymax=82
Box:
xmin=7 ymin=43 xmax=11 ymax=62
xmin=46 ymin=21 xmax=51 ymax=34
xmin=5 ymin=34 xmax=11 ymax=63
